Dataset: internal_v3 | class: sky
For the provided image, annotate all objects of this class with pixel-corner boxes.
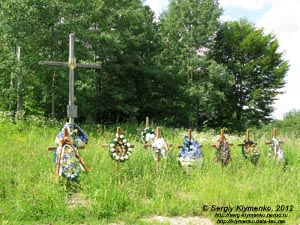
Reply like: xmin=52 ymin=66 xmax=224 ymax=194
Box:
xmin=144 ymin=0 xmax=300 ymax=120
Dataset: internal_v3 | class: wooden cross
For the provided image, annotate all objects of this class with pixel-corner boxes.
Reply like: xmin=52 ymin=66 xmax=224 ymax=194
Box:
xmin=211 ymin=129 xmax=233 ymax=147
xmin=265 ymin=128 xmax=284 ymax=144
xmin=237 ymin=129 xmax=257 ymax=146
xmin=101 ymin=127 xmax=134 ymax=174
xmin=101 ymin=127 xmax=135 ymax=148
xmin=143 ymin=127 xmax=173 ymax=149
xmin=177 ymin=129 xmax=202 ymax=148
xmin=39 ymin=33 xmax=101 ymax=130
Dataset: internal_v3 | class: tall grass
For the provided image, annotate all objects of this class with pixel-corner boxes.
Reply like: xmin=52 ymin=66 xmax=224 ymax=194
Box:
xmin=0 ymin=114 xmax=299 ymax=224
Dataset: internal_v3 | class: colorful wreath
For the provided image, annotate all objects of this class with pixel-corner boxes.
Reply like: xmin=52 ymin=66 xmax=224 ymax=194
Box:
xmin=178 ymin=136 xmax=203 ymax=167
xmin=269 ymin=136 xmax=284 ymax=161
xmin=214 ymin=139 xmax=231 ymax=166
xmin=151 ymin=138 xmax=169 ymax=160
xmin=54 ymin=123 xmax=88 ymax=180
xmin=179 ymin=136 xmax=203 ymax=159
xmin=141 ymin=128 xmax=156 ymax=144
xmin=109 ymin=134 xmax=132 ymax=162
xmin=57 ymin=144 xmax=81 ymax=179
xmin=241 ymin=140 xmax=260 ymax=165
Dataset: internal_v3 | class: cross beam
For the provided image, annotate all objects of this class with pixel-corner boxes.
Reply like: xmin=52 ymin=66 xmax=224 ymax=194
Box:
xmin=39 ymin=33 xmax=101 ymax=130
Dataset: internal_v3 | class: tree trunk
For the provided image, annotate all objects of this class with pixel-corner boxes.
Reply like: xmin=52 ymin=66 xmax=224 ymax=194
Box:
xmin=51 ymin=72 xmax=56 ymax=119
xmin=16 ymin=46 xmax=23 ymax=112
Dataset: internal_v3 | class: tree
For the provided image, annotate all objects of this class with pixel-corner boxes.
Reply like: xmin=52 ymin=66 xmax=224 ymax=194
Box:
xmin=0 ymin=0 xmax=160 ymax=124
xmin=157 ymin=0 xmax=224 ymax=128
xmin=211 ymin=19 xmax=289 ymax=129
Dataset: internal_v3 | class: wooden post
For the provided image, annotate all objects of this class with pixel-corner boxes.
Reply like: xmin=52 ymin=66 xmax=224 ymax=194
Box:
xmin=188 ymin=129 xmax=192 ymax=140
xmin=146 ymin=117 xmax=150 ymax=129
xmin=246 ymin=129 xmax=250 ymax=142
xmin=220 ymin=128 xmax=225 ymax=141
xmin=116 ymin=127 xmax=121 ymax=136
xmin=273 ymin=128 xmax=277 ymax=138
xmin=64 ymin=127 xmax=68 ymax=138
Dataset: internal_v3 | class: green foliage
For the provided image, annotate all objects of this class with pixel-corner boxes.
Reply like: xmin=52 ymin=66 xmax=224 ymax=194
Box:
xmin=157 ymin=0 xmax=223 ymax=128
xmin=0 ymin=1 xmax=290 ymax=131
xmin=211 ymin=19 xmax=289 ymax=130
xmin=0 ymin=116 xmax=299 ymax=224
xmin=256 ymin=109 xmax=300 ymax=138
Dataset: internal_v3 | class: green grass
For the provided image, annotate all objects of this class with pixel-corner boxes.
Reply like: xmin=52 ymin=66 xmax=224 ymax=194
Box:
xmin=0 ymin=117 xmax=300 ymax=224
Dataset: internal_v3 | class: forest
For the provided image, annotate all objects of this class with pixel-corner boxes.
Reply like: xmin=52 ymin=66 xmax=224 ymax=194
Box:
xmin=0 ymin=0 xmax=289 ymax=131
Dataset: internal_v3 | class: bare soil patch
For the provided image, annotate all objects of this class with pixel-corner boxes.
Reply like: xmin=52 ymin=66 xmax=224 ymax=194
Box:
xmin=142 ymin=216 xmax=214 ymax=225
xmin=67 ymin=193 xmax=89 ymax=209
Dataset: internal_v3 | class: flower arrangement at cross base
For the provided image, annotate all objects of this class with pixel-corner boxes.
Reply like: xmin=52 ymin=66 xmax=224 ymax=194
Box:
xmin=178 ymin=135 xmax=203 ymax=168
xmin=241 ymin=140 xmax=260 ymax=165
xmin=214 ymin=139 xmax=231 ymax=166
xmin=109 ymin=134 xmax=132 ymax=162
xmin=141 ymin=128 xmax=156 ymax=144
xmin=151 ymin=138 xmax=169 ymax=161
xmin=269 ymin=136 xmax=284 ymax=161
xmin=55 ymin=123 xmax=88 ymax=148
xmin=54 ymin=123 xmax=88 ymax=181
xmin=58 ymin=144 xmax=81 ymax=179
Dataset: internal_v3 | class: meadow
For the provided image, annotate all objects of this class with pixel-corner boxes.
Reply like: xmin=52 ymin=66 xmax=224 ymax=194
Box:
xmin=0 ymin=113 xmax=299 ymax=224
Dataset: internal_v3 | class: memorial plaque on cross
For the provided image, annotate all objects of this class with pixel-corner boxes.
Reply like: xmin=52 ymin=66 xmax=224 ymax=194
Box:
xmin=39 ymin=33 xmax=101 ymax=130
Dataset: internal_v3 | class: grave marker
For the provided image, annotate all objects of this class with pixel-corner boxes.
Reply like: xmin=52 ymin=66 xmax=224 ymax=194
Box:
xmin=265 ymin=128 xmax=284 ymax=161
xmin=265 ymin=128 xmax=284 ymax=144
xmin=177 ymin=129 xmax=203 ymax=148
xmin=177 ymin=129 xmax=203 ymax=170
xmin=238 ymin=129 xmax=260 ymax=165
xmin=53 ymin=127 xmax=89 ymax=177
xmin=211 ymin=129 xmax=233 ymax=147
xmin=39 ymin=33 xmax=101 ymax=130
xmin=237 ymin=129 xmax=257 ymax=146
xmin=140 ymin=117 xmax=156 ymax=144
xmin=211 ymin=129 xmax=232 ymax=166
xmin=101 ymin=127 xmax=134 ymax=174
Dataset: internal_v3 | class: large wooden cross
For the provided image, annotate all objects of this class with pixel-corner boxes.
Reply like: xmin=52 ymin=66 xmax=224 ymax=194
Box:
xmin=39 ymin=33 xmax=101 ymax=130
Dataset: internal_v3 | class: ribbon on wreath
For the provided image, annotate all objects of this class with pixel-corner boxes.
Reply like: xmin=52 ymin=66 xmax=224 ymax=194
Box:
xmin=269 ymin=136 xmax=284 ymax=161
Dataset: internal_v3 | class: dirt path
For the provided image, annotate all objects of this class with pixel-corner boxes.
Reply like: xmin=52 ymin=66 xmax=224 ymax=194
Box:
xmin=142 ymin=216 xmax=214 ymax=225
xmin=66 ymin=194 xmax=214 ymax=224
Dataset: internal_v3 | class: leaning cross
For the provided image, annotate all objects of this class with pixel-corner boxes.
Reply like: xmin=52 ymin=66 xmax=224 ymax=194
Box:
xmin=39 ymin=33 xmax=101 ymax=130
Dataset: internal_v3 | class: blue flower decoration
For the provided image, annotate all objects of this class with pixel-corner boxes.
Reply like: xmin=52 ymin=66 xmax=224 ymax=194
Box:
xmin=179 ymin=136 xmax=203 ymax=160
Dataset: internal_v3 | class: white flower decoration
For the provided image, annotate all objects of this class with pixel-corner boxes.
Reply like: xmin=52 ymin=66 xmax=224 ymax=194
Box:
xmin=109 ymin=133 xmax=132 ymax=162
